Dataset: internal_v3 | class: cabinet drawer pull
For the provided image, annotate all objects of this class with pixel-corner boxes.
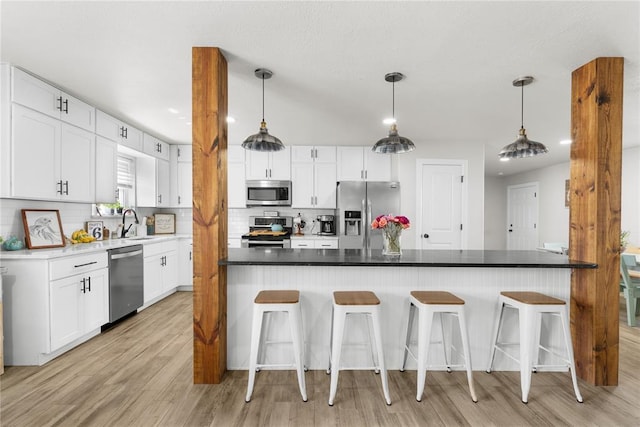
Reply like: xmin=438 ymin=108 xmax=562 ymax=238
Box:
xmin=62 ymin=98 xmax=69 ymax=114
xmin=56 ymin=180 xmax=63 ymax=194
xmin=57 ymin=96 xmax=63 ymax=111
xmin=80 ymin=277 xmax=87 ymax=293
xmin=87 ymin=276 xmax=91 ymax=292
xmin=74 ymin=261 xmax=98 ymax=268
xmin=63 ymin=180 xmax=69 ymax=195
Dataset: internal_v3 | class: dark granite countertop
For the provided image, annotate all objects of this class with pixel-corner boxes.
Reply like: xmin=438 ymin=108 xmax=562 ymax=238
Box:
xmin=220 ymin=249 xmax=598 ymax=269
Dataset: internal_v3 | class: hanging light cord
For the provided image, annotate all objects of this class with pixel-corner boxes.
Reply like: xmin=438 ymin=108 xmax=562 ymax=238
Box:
xmin=392 ymin=79 xmax=396 ymax=120
xmin=520 ymin=83 xmax=524 ymax=129
xmin=261 ymin=74 xmax=265 ymax=123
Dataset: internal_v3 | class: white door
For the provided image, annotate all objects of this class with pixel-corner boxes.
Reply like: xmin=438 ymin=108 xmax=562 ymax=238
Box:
xmin=417 ymin=160 xmax=466 ymax=249
xmin=507 ymin=183 xmax=539 ymax=250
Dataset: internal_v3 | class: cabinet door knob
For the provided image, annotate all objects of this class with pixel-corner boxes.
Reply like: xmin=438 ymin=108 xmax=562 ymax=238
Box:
xmin=423 ymin=234 xmax=429 ymax=239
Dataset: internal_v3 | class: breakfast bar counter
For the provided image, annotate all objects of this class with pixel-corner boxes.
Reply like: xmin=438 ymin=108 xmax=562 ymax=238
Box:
xmin=220 ymin=249 xmax=596 ymax=372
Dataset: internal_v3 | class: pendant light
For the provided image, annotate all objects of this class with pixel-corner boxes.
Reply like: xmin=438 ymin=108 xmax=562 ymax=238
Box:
xmin=241 ymin=68 xmax=285 ymax=152
xmin=498 ymin=76 xmax=548 ymax=159
xmin=372 ymin=72 xmax=415 ymax=154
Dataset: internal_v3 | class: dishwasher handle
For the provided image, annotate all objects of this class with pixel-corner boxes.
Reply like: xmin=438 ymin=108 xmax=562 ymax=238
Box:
xmin=110 ymin=249 xmax=143 ymax=260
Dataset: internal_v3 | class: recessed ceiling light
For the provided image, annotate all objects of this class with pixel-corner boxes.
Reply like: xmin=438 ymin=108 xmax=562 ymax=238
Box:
xmin=498 ymin=172 xmax=504 ymax=176
xmin=168 ymin=108 xmax=179 ymax=114
xmin=382 ymin=117 xmax=396 ymax=125
xmin=226 ymin=116 xmax=236 ymax=123
xmin=499 ymin=157 xmax=510 ymax=162
xmin=559 ymin=139 xmax=572 ymax=145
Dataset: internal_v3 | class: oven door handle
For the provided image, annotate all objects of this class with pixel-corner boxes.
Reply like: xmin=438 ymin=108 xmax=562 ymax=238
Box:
xmin=247 ymin=240 xmax=287 ymax=246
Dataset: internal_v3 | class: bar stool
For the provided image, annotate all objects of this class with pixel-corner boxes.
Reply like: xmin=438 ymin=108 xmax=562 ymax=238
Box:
xmin=401 ymin=291 xmax=478 ymax=402
xmin=327 ymin=291 xmax=391 ymax=406
xmin=486 ymin=291 xmax=583 ymax=403
xmin=245 ymin=290 xmax=307 ymax=403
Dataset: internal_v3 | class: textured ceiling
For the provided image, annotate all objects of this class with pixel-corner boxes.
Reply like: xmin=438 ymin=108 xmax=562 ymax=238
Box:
xmin=1 ymin=1 xmax=638 ymax=176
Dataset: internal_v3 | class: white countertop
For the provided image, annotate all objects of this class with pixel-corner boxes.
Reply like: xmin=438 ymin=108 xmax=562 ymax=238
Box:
xmin=0 ymin=234 xmax=192 ymax=260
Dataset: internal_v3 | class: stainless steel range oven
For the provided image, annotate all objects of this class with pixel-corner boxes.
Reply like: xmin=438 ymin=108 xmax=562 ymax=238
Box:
xmin=241 ymin=215 xmax=292 ymax=248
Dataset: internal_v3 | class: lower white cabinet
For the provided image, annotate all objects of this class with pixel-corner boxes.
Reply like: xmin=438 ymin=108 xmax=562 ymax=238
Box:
xmin=50 ymin=266 xmax=108 ymax=351
xmin=178 ymin=238 xmax=193 ymax=289
xmin=1 ymin=251 xmax=108 ymax=366
xmin=143 ymin=240 xmax=178 ymax=304
xmin=291 ymin=238 xmax=339 ymax=249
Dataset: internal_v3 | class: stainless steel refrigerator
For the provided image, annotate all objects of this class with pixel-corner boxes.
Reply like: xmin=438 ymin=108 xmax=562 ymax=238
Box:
xmin=337 ymin=181 xmax=401 ymax=250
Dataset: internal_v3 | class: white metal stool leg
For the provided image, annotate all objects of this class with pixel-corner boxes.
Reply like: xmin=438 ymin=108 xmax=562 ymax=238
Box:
xmin=371 ymin=305 xmax=392 ymax=405
xmin=559 ymin=304 xmax=583 ymax=403
xmin=246 ymin=304 xmax=264 ymax=402
xmin=457 ymin=306 xmax=478 ymax=402
xmin=289 ymin=301 xmax=308 ymax=402
xmin=328 ymin=305 xmax=345 ymax=406
xmin=401 ymin=302 xmax=416 ymax=371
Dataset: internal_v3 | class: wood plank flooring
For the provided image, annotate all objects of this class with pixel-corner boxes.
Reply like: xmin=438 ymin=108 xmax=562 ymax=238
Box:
xmin=2 ymin=291 xmax=639 ymax=426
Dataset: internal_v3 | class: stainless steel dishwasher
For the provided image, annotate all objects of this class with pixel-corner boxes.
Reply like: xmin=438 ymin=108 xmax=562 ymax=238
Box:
xmin=108 ymin=245 xmax=144 ymax=323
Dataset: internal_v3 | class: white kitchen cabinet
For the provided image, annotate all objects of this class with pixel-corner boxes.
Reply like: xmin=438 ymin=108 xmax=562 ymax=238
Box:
xmin=11 ymin=67 xmax=95 ymax=132
xmin=50 ymin=266 xmax=108 ymax=351
xmin=245 ymin=147 xmax=290 ymax=180
xmin=137 ymin=157 xmax=170 ymax=207
xmin=10 ymin=104 xmax=95 ymax=202
xmin=291 ymin=146 xmax=336 ymax=209
xmin=337 ymin=146 xmax=391 ymax=181
xmin=228 ymin=145 xmax=246 ymax=208
xmin=95 ymin=136 xmax=118 ymax=203
xmin=178 ymin=238 xmax=193 ymax=289
xmin=143 ymin=240 xmax=178 ymax=305
xmin=291 ymin=238 xmax=339 ymax=249
xmin=1 ymin=251 xmax=108 ymax=366
xmin=170 ymin=145 xmax=192 ymax=207
xmin=228 ymin=238 xmax=242 ymax=248
xmin=96 ymin=110 xmax=143 ymax=152
xmin=143 ymin=133 xmax=170 ymax=161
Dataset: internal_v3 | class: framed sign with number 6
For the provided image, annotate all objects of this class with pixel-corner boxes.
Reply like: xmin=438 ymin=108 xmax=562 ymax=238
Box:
xmin=87 ymin=221 xmax=104 ymax=241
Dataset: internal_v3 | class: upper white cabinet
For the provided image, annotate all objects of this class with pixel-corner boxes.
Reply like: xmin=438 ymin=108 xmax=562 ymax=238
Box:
xmin=11 ymin=67 xmax=95 ymax=132
xmin=137 ymin=157 xmax=170 ymax=207
xmin=336 ymin=146 xmax=391 ymax=181
xmin=96 ymin=110 xmax=143 ymax=152
xmin=228 ymin=145 xmax=246 ymax=208
xmin=170 ymin=145 xmax=192 ymax=207
xmin=95 ymin=136 xmax=118 ymax=203
xmin=245 ymin=147 xmax=290 ymax=180
xmin=11 ymin=104 xmax=95 ymax=202
xmin=291 ymin=146 xmax=337 ymax=209
xmin=143 ymin=133 xmax=170 ymax=161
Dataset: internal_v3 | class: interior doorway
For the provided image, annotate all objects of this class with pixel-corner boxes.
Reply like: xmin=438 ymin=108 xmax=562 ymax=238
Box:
xmin=416 ymin=159 xmax=467 ymax=249
xmin=507 ymin=182 xmax=539 ymax=250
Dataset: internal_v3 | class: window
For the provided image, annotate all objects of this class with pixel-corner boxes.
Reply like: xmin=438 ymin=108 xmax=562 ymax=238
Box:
xmin=94 ymin=155 xmax=136 ymax=216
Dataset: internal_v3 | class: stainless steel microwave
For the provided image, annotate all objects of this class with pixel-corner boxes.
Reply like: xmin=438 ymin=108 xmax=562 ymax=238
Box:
xmin=245 ymin=180 xmax=292 ymax=206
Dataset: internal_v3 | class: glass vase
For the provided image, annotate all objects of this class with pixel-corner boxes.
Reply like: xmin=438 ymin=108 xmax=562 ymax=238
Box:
xmin=382 ymin=226 xmax=402 ymax=256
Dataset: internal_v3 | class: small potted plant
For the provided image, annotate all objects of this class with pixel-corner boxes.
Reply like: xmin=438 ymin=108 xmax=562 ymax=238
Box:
xmin=620 ymin=230 xmax=630 ymax=252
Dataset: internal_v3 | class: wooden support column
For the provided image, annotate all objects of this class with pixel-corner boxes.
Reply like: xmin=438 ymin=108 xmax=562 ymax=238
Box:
xmin=192 ymin=47 xmax=228 ymax=384
xmin=569 ymin=57 xmax=623 ymax=386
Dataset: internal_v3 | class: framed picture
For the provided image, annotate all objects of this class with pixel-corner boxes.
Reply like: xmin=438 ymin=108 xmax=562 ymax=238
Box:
xmin=154 ymin=213 xmax=176 ymax=234
xmin=21 ymin=209 xmax=66 ymax=249
xmin=86 ymin=221 xmax=104 ymax=241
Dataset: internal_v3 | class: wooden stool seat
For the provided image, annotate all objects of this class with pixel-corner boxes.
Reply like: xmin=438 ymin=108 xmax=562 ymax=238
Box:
xmin=333 ymin=291 xmax=380 ymax=306
xmin=500 ymin=291 xmax=565 ymax=305
xmin=255 ymin=290 xmax=299 ymax=304
xmin=411 ymin=291 xmax=464 ymax=305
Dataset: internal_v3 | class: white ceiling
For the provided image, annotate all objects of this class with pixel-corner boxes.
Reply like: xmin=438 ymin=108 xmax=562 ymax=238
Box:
xmin=2 ymin=1 xmax=638 ymax=177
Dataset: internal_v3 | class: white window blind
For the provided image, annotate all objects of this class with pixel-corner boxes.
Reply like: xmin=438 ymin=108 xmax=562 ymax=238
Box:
xmin=117 ymin=156 xmax=135 ymax=189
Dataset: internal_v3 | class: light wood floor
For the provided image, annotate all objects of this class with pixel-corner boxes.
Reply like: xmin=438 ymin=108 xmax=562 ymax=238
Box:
xmin=1 ymin=291 xmax=639 ymax=426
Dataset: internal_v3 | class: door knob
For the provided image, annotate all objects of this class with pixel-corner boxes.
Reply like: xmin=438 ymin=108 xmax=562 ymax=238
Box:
xmin=423 ymin=234 xmax=429 ymax=238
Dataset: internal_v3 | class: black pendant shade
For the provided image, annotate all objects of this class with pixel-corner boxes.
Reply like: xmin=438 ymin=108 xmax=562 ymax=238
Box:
xmin=498 ymin=76 xmax=548 ymax=159
xmin=372 ymin=72 xmax=415 ymax=154
xmin=242 ymin=68 xmax=285 ymax=152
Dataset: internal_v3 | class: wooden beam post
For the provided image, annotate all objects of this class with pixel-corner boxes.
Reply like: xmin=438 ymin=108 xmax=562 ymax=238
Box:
xmin=192 ymin=47 xmax=228 ymax=384
xmin=569 ymin=57 xmax=623 ymax=386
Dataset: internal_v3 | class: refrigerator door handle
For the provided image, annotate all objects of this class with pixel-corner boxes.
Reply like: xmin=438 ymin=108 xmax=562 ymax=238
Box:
xmin=361 ymin=198 xmax=367 ymax=249
xmin=366 ymin=199 xmax=372 ymax=251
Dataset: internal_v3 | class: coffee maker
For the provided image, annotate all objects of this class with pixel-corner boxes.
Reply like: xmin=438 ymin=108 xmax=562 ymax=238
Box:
xmin=317 ymin=215 xmax=336 ymax=235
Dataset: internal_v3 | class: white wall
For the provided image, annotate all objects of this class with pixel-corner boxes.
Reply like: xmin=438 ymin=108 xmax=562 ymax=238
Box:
xmin=397 ymin=140 xmax=485 ymax=249
xmin=484 ymin=146 xmax=640 ymax=250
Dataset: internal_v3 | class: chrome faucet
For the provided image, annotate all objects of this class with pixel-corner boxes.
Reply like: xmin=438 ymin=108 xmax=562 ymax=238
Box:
xmin=121 ymin=208 xmax=139 ymax=238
